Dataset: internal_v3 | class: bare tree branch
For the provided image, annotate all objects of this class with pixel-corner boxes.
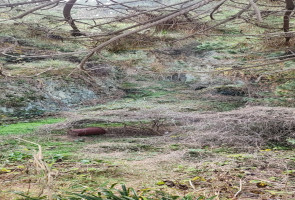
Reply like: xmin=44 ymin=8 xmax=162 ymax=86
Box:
xmin=0 ymin=0 xmax=50 ymax=8
xmin=79 ymin=0 xmax=214 ymax=70
xmin=210 ymin=0 xmax=227 ymax=20
xmin=11 ymin=0 xmax=61 ymax=20
xmin=249 ymin=0 xmax=262 ymax=22
xmin=180 ymin=0 xmax=257 ymax=41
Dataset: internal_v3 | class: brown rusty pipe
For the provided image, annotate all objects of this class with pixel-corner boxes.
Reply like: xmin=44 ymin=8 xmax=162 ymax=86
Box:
xmin=68 ymin=127 xmax=106 ymax=136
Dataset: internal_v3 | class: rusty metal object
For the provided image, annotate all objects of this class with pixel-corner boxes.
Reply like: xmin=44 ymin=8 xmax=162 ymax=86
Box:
xmin=68 ymin=127 xmax=106 ymax=136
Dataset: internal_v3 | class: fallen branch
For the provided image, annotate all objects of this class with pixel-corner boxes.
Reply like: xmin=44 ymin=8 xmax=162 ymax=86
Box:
xmin=210 ymin=0 xmax=227 ymax=20
xmin=249 ymin=0 xmax=262 ymax=22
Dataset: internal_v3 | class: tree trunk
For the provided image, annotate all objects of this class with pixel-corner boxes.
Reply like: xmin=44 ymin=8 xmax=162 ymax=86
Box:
xmin=283 ymin=0 xmax=295 ymax=43
xmin=63 ymin=0 xmax=84 ymax=36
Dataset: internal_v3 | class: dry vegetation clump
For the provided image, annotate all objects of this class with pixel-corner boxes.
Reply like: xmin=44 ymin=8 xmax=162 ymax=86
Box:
xmin=93 ymin=33 xmax=173 ymax=53
xmin=262 ymin=34 xmax=295 ymax=49
xmin=130 ymin=12 xmax=208 ymax=33
xmin=154 ymin=18 xmax=207 ymax=33
xmin=188 ymin=106 xmax=295 ymax=149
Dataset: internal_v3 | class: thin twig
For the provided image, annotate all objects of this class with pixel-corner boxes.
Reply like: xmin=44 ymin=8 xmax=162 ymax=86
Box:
xmin=189 ymin=180 xmax=196 ymax=190
xmin=233 ymin=179 xmax=243 ymax=198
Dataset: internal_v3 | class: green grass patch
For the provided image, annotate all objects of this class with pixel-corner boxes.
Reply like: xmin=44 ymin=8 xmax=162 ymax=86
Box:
xmin=124 ymin=90 xmax=168 ymax=100
xmin=6 ymin=59 xmax=76 ymax=70
xmin=0 ymin=137 xmax=81 ymax=164
xmin=0 ymin=118 xmax=65 ymax=135
xmin=120 ymin=82 xmax=139 ymax=89
xmin=181 ymin=100 xmax=245 ymax=112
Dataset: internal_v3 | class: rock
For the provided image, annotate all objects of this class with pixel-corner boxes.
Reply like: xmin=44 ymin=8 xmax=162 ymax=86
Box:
xmin=179 ymin=73 xmax=186 ymax=82
xmin=169 ymin=73 xmax=196 ymax=82
xmin=68 ymin=127 xmax=106 ymax=136
xmin=171 ymin=73 xmax=179 ymax=81
xmin=195 ymin=85 xmax=207 ymax=90
xmin=215 ymin=85 xmax=246 ymax=96
xmin=47 ymin=34 xmax=64 ymax=42
xmin=164 ymin=180 xmax=175 ymax=187
xmin=184 ymin=74 xmax=196 ymax=82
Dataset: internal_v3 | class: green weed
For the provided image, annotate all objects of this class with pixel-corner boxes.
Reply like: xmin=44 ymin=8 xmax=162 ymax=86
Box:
xmin=18 ymin=184 xmax=216 ymax=200
xmin=121 ymin=82 xmax=139 ymax=89
xmin=169 ymin=144 xmax=181 ymax=151
xmin=7 ymin=151 xmax=32 ymax=162
xmin=276 ymin=80 xmax=295 ymax=98
xmin=124 ymin=90 xmax=168 ymax=100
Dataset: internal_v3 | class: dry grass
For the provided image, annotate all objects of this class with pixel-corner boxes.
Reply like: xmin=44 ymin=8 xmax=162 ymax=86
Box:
xmin=92 ymin=33 xmax=173 ymax=53
xmin=262 ymin=35 xmax=286 ymax=49
xmin=183 ymin=106 xmax=295 ymax=149
xmin=129 ymin=12 xmax=209 ymax=33
xmin=262 ymin=34 xmax=295 ymax=49
xmin=38 ymin=105 xmax=295 ymax=151
xmin=1 ymin=106 xmax=294 ymax=199
xmin=4 ymin=138 xmax=56 ymax=200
